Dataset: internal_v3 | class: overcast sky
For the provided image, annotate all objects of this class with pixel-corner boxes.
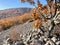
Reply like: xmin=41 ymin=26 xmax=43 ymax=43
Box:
xmin=0 ymin=0 xmax=47 ymax=10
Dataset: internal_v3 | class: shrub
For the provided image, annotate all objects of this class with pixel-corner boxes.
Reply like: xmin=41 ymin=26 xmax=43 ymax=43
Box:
xmin=9 ymin=29 xmax=20 ymax=42
xmin=0 ymin=13 xmax=38 ymax=31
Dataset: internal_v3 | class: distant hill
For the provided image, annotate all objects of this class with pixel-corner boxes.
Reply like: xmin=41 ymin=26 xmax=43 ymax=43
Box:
xmin=0 ymin=8 xmax=32 ymax=19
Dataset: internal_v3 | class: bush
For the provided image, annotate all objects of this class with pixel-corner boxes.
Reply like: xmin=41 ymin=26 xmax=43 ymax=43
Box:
xmin=9 ymin=29 xmax=20 ymax=42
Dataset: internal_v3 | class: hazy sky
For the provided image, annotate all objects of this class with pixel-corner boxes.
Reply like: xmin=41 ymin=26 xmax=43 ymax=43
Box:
xmin=0 ymin=0 xmax=47 ymax=10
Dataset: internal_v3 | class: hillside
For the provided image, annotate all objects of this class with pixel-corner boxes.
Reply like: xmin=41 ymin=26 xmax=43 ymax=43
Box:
xmin=0 ymin=8 xmax=60 ymax=45
xmin=0 ymin=8 xmax=31 ymax=19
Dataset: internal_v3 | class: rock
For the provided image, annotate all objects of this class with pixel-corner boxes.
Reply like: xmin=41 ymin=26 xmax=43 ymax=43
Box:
xmin=3 ymin=39 xmax=11 ymax=45
xmin=15 ymin=41 xmax=25 ymax=45
xmin=39 ymin=37 xmax=44 ymax=42
xmin=51 ymin=36 xmax=57 ymax=42
xmin=31 ymin=40 xmax=44 ymax=45
xmin=56 ymin=41 xmax=60 ymax=45
xmin=45 ymin=39 xmax=55 ymax=45
xmin=43 ymin=37 xmax=48 ymax=42
xmin=2 ymin=21 xmax=60 ymax=45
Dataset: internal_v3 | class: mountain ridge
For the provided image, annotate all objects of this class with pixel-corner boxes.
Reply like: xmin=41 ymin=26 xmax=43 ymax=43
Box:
xmin=0 ymin=8 xmax=32 ymax=19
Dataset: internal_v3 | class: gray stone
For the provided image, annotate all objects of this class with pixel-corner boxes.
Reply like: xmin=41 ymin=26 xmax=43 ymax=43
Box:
xmin=15 ymin=41 xmax=25 ymax=45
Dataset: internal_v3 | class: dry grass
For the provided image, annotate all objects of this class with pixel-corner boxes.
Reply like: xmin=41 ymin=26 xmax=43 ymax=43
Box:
xmin=0 ymin=12 xmax=40 ymax=31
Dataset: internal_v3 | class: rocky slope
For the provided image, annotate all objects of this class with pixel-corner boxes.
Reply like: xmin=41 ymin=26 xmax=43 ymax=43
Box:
xmin=0 ymin=21 xmax=33 ymax=45
xmin=0 ymin=21 xmax=60 ymax=45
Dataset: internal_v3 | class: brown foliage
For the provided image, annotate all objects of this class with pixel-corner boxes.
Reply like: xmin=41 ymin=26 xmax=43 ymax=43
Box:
xmin=37 ymin=0 xmax=42 ymax=8
xmin=20 ymin=0 xmax=26 ymax=2
xmin=33 ymin=17 xmax=47 ymax=30
xmin=47 ymin=0 xmax=54 ymax=7
xmin=20 ymin=0 xmax=35 ymax=5
xmin=29 ymin=0 xmax=35 ymax=5
xmin=31 ymin=8 xmax=40 ymax=20
xmin=33 ymin=18 xmax=42 ymax=30
xmin=42 ymin=5 xmax=50 ymax=16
